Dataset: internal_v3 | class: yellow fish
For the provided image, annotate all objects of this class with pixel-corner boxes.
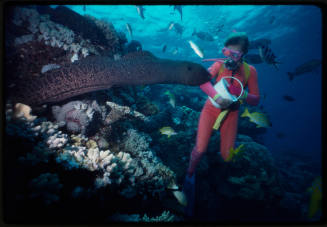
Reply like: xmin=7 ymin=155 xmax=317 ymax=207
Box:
xmin=225 ymin=144 xmax=244 ymax=162
xmin=241 ymin=108 xmax=272 ymax=128
xmin=307 ymin=176 xmax=322 ymax=219
xmin=164 ymin=91 xmax=176 ymax=108
xmin=159 ymin=127 xmax=177 ymax=138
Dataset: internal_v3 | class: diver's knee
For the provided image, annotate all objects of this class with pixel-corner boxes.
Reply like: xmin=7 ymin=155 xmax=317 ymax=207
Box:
xmin=193 ymin=144 xmax=207 ymax=155
xmin=220 ymin=149 xmax=230 ymax=161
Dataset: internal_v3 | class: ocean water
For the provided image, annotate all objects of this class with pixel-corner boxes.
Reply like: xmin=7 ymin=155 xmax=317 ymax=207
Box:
xmin=4 ymin=4 xmax=322 ymax=224
xmin=66 ymin=4 xmax=322 ymax=159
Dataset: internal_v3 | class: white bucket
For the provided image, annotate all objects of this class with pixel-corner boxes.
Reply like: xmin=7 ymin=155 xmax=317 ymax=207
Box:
xmin=209 ymin=76 xmax=244 ymax=108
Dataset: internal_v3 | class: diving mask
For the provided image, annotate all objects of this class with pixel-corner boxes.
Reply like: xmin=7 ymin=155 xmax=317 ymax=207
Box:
xmin=222 ymin=47 xmax=243 ymax=70
xmin=222 ymin=47 xmax=243 ymax=62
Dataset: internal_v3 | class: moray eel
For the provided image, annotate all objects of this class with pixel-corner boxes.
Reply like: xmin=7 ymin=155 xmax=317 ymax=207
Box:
xmin=12 ymin=51 xmax=211 ymax=106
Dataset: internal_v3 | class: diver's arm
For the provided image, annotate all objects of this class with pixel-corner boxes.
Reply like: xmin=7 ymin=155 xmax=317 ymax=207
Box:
xmin=199 ymin=62 xmax=221 ymax=100
xmin=208 ymin=62 xmax=222 ymax=79
xmin=245 ymin=66 xmax=260 ymax=106
xmin=228 ymin=66 xmax=260 ymax=106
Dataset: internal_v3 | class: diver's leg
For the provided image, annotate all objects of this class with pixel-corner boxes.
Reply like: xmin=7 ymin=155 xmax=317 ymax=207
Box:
xmin=184 ymin=100 xmax=220 ymax=218
xmin=187 ymin=100 xmax=220 ymax=176
xmin=219 ymin=109 xmax=239 ymax=161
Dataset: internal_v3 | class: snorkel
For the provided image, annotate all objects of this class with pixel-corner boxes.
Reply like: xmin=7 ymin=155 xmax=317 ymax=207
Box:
xmin=201 ymin=47 xmax=243 ymax=66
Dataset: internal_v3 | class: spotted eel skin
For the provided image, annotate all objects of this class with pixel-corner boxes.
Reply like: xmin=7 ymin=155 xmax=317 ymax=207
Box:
xmin=12 ymin=51 xmax=211 ymax=106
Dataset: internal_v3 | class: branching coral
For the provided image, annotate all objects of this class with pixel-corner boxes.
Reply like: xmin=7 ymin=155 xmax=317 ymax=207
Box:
xmin=6 ymin=101 xmax=176 ymax=199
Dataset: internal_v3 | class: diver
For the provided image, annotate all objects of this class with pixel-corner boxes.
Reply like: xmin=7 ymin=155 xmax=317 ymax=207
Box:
xmin=183 ymin=32 xmax=260 ymax=217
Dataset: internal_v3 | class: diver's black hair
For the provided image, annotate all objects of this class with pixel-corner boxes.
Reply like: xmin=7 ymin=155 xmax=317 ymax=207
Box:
xmin=224 ymin=32 xmax=249 ymax=54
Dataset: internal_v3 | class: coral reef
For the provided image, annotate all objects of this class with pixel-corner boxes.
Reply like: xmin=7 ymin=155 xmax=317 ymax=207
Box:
xmin=109 ymin=210 xmax=176 ymax=222
xmin=5 ymin=5 xmax=126 ymax=95
xmin=85 ymin=14 xmax=127 ymax=56
xmin=52 ymin=100 xmax=103 ymax=135
xmin=217 ymin=134 xmax=284 ymax=203
xmin=28 ymin=173 xmax=63 ymax=205
xmin=49 ymin=6 xmax=107 ymax=46
xmin=6 ymin=102 xmax=176 ymax=200
xmin=105 ymin=101 xmax=150 ymax=125
xmin=13 ymin=103 xmax=37 ymax=121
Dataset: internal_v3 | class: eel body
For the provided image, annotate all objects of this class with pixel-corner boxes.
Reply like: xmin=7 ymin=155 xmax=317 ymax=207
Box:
xmin=12 ymin=51 xmax=211 ymax=106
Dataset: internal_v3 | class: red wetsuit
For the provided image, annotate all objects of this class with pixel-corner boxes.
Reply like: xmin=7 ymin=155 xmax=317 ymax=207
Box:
xmin=187 ymin=61 xmax=260 ymax=176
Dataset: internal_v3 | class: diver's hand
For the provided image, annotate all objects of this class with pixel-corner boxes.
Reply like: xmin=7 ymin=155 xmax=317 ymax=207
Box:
xmin=216 ymin=96 xmax=233 ymax=109
xmin=228 ymin=84 xmax=242 ymax=96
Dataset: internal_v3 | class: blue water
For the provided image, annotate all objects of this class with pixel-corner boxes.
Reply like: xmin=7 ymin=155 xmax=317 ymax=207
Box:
xmin=62 ymin=4 xmax=322 ymax=165
xmin=4 ymin=4 xmax=323 ymax=223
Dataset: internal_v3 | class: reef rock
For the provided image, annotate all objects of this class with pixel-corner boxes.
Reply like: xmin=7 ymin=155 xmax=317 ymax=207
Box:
xmin=219 ymin=134 xmax=284 ymax=204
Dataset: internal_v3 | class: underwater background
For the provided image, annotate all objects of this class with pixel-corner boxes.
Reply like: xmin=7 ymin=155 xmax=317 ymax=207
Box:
xmin=4 ymin=4 xmax=322 ymax=223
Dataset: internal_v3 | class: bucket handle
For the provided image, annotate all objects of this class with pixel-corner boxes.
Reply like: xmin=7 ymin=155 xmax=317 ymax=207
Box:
xmin=221 ymin=76 xmax=244 ymax=101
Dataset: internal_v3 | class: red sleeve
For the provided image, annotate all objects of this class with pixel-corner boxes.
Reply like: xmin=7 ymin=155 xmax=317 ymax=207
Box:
xmin=199 ymin=62 xmax=222 ymax=99
xmin=208 ymin=62 xmax=222 ymax=79
xmin=247 ymin=65 xmax=260 ymax=96
xmin=245 ymin=65 xmax=260 ymax=106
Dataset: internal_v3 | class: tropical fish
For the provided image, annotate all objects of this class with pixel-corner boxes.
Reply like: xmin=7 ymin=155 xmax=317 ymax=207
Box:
xmin=269 ymin=16 xmax=276 ymax=24
xmin=225 ymin=144 xmax=245 ymax=162
xmin=282 ymin=95 xmax=295 ymax=102
xmin=243 ymin=54 xmax=264 ymax=64
xmin=258 ymin=45 xmax=281 ymax=70
xmin=125 ymin=23 xmax=133 ymax=38
xmin=192 ymin=29 xmax=214 ymax=42
xmin=188 ymin=40 xmax=204 ymax=58
xmin=167 ymin=181 xmax=179 ymax=190
xmin=173 ymin=5 xmax=183 ymax=20
xmin=307 ymin=176 xmax=322 ymax=219
xmin=135 ymin=5 xmax=145 ymax=19
xmin=159 ymin=126 xmax=177 ymax=138
xmin=162 ymin=44 xmax=167 ymax=53
xmin=172 ymin=47 xmax=179 ymax=55
xmin=287 ymin=59 xmax=321 ymax=81
xmin=164 ymin=90 xmax=176 ymax=107
xmin=172 ymin=190 xmax=187 ymax=206
xmin=168 ymin=22 xmax=175 ymax=30
xmin=241 ymin=108 xmax=272 ymax=128
xmin=172 ymin=22 xmax=183 ymax=35
xmin=249 ymin=38 xmax=272 ymax=49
